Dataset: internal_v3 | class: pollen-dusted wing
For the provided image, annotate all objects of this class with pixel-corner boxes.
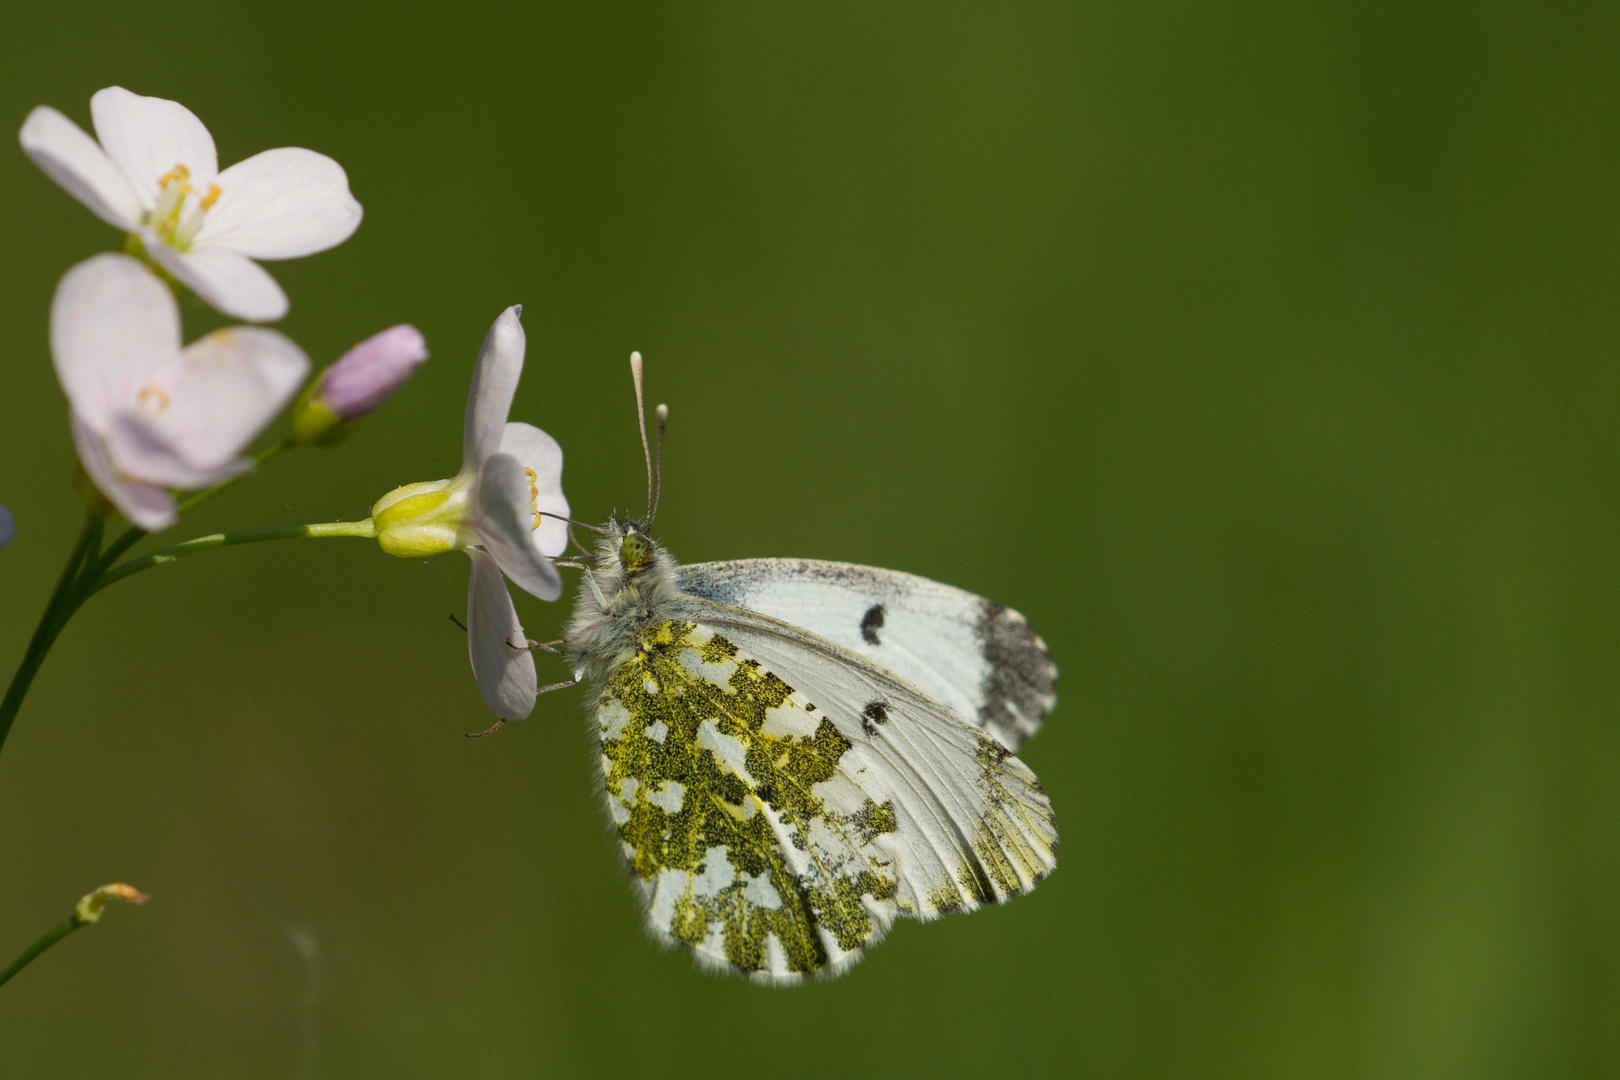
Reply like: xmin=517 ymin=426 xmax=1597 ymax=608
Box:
xmin=676 ymin=559 xmax=1057 ymax=750
xmin=596 ymin=603 xmax=1057 ymax=984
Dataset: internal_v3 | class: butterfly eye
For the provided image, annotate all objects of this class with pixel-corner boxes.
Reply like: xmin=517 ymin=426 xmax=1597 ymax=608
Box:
xmin=620 ymin=531 xmax=655 ymax=570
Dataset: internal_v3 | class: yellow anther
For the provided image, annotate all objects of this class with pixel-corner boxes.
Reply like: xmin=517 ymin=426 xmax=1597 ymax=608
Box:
xmin=200 ymin=184 xmax=221 ymax=210
xmin=136 ymin=385 xmax=171 ymax=413
xmin=525 ymin=467 xmax=542 ymax=530
xmin=158 ymin=164 xmax=191 ymax=188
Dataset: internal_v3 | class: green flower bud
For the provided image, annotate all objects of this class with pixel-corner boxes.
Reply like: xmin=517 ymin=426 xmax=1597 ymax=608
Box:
xmin=293 ymin=325 xmax=429 ymax=447
xmin=371 ymin=480 xmax=476 ymax=558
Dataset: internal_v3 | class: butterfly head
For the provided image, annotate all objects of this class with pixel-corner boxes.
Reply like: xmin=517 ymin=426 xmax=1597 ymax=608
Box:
xmin=619 ymin=522 xmax=656 ymax=571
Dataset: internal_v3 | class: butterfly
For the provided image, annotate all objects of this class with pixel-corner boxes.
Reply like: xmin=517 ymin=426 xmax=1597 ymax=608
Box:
xmin=536 ymin=354 xmax=1058 ymax=984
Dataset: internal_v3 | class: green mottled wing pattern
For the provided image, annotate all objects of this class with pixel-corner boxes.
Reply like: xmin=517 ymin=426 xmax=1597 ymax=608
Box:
xmin=685 ymin=599 xmax=1058 ymax=923
xmin=598 ymin=620 xmax=902 ymax=983
xmin=597 ymin=613 xmax=1058 ymax=983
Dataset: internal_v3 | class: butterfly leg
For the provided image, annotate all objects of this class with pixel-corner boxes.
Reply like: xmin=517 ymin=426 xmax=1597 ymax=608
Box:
xmin=583 ymin=568 xmax=608 ymax=607
xmin=514 ymin=616 xmax=614 ymax=654
xmin=464 ymin=674 xmax=583 ymax=738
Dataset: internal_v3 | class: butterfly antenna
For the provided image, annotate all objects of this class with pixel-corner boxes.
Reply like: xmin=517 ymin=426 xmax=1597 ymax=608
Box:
xmin=649 ymin=403 xmax=668 ymax=527
xmin=630 ymin=351 xmax=654 ymax=523
xmin=538 ymin=511 xmax=609 ymax=535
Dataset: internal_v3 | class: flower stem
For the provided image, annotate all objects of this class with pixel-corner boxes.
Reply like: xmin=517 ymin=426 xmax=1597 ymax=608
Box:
xmin=0 ymin=514 xmax=374 ymax=759
xmin=0 ymin=883 xmax=147 ymax=989
xmin=175 ymin=438 xmax=293 ymax=517
xmin=0 ymin=919 xmax=81 ymax=988
xmin=93 ymin=520 xmax=377 ymax=593
xmin=94 ymin=437 xmax=297 ymax=576
xmin=0 ymin=513 xmax=103 ymax=756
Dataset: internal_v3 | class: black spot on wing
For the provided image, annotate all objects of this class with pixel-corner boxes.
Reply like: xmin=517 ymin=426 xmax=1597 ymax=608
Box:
xmin=976 ymin=601 xmax=1058 ymax=750
xmin=859 ymin=604 xmax=886 ymax=646
xmin=860 ymin=700 xmax=889 ymax=737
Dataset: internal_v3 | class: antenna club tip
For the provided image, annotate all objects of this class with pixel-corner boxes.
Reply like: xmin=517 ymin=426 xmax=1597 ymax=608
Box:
xmin=630 ymin=350 xmax=643 ymax=365
xmin=655 ymin=403 xmax=668 ymax=422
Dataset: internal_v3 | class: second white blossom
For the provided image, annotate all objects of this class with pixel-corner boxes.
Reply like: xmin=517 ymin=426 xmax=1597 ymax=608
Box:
xmin=52 ymin=254 xmax=310 ymax=531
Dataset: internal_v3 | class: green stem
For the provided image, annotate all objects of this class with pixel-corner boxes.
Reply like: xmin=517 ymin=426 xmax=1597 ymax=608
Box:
xmin=0 ymin=920 xmax=82 ymax=988
xmin=93 ymin=438 xmax=295 ymax=579
xmin=0 ymin=883 xmax=147 ymax=989
xmin=0 ymin=514 xmax=103 ymax=756
xmin=0 ymin=515 xmax=373 ymax=759
xmin=93 ymin=520 xmax=377 ymax=593
xmin=175 ymin=438 xmax=293 ymax=518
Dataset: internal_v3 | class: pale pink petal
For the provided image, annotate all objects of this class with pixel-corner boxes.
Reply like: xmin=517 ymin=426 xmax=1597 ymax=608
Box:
xmin=18 ymin=106 xmax=142 ymax=230
xmin=466 ymin=547 xmax=537 ymax=721
xmin=474 ymin=452 xmax=562 ymax=602
xmin=145 ymin=242 xmax=288 ymax=322
xmin=194 ymin=148 xmax=362 ymax=259
xmin=146 ymin=327 xmax=309 ymax=469
xmin=50 ymin=254 xmax=179 ymax=432
xmin=499 ymin=422 xmax=569 ymax=557
xmin=70 ymin=410 xmax=176 ymax=532
xmin=320 ymin=324 xmax=428 ymax=418
xmin=460 ymin=306 xmax=525 ymax=476
xmin=105 ymin=414 xmax=251 ymax=489
xmin=90 ymin=87 xmax=216 ymax=210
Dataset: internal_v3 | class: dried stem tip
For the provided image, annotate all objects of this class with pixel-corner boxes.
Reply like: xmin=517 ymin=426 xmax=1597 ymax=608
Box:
xmin=74 ymin=882 xmax=149 ymax=926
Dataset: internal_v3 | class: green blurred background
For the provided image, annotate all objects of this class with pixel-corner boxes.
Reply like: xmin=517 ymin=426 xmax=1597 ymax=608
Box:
xmin=1 ymin=1 xmax=1618 ymax=1076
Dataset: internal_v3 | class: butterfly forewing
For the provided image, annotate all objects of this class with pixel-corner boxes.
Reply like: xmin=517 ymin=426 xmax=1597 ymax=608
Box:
xmin=677 ymin=559 xmax=1057 ymax=751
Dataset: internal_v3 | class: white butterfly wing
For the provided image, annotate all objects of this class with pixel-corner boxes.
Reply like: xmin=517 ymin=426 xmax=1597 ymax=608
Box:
xmin=685 ymin=597 xmax=1058 ymax=924
xmin=677 ymin=559 xmax=1056 ymax=751
xmin=594 ymin=618 xmax=902 ymax=984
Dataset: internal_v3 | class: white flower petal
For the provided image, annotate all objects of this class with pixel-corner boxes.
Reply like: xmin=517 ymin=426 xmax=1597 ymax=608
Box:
xmin=474 ymin=453 xmax=562 ymax=602
xmin=500 ymin=422 xmax=569 ymax=557
xmin=90 ymin=86 xmax=216 ymax=210
xmin=194 ymin=147 xmax=362 ymax=259
xmin=105 ymin=414 xmax=251 ymax=489
xmin=466 ymin=547 xmax=537 ymax=721
xmin=145 ymin=242 xmax=288 ymax=322
xmin=18 ymin=106 xmax=142 ymax=230
xmin=460 ymin=306 xmax=525 ymax=476
xmin=145 ymin=327 xmax=310 ymax=469
xmin=50 ymin=254 xmax=179 ymax=432
xmin=70 ymin=410 xmax=176 ymax=532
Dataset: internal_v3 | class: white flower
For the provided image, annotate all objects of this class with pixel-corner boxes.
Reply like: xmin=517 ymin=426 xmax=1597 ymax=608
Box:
xmin=20 ymin=86 xmax=362 ymax=322
xmin=370 ymin=306 xmax=569 ymax=720
xmin=52 ymin=254 xmax=311 ymax=532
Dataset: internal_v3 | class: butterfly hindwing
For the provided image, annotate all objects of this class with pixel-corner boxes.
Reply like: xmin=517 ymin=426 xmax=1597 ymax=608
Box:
xmin=597 ymin=619 xmax=902 ymax=984
xmin=679 ymin=599 xmax=1057 ymax=921
xmin=676 ymin=559 xmax=1056 ymax=751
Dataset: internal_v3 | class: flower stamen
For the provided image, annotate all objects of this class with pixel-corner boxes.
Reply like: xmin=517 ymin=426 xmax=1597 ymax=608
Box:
xmin=136 ymin=385 xmax=171 ymax=413
xmin=525 ymin=467 xmax=542 ymax=530
xmin=147 ymin=163 xmax=197 ymax=242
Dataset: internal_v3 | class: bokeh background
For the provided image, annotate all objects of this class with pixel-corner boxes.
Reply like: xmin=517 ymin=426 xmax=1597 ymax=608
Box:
xmin=1 ymin=1 xmax=1618 ymax=1076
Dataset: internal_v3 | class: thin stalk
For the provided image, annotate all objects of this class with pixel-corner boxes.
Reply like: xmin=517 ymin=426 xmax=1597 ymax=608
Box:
xmin=0 ymin=883 xmax=147 ymax=989
xmin=0 ymin=920 xmax=79 ymax=988
xmin=0 ymin=514 xmax=373 ymax=759
xmin=0 ymin=514 xmax=103 ymax=755
xmin=174 ymin=438 xmax=293 ymax=518
xmin=93 ymin=520 xmax=377 ymax=593
xmin=93 ymin=437 xmax=295 ymax=579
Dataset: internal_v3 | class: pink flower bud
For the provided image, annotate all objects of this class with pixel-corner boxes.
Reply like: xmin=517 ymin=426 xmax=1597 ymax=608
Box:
xmin=320 ymin=324 xmax=429 ymax=419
